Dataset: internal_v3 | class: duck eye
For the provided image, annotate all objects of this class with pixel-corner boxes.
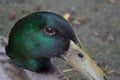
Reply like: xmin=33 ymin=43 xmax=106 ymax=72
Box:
xmin=44 ymin=27 xmax=56 ymax=36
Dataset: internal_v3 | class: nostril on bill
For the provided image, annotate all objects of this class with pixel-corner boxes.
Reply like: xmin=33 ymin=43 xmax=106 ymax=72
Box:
xmin=77 ymin=52 xmax=84 ymax=58
xmin=103 ymin=76 xmax=108 ymax=80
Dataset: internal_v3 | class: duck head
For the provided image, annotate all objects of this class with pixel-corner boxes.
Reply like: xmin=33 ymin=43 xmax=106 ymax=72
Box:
xmin=6 ymin=12 xmax=108 ymax=80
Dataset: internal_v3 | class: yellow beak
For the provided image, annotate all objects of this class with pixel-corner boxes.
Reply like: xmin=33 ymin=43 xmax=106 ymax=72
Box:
xmin=61 ymin=40 xmax=108 ymax=80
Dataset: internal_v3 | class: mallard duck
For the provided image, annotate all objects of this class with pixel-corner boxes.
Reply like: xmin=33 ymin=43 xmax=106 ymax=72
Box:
xmin=0 ymin=11 xmax=108 ymax=80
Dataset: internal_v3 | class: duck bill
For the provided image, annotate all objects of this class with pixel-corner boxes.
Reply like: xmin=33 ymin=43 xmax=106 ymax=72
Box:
xmin=61 ymin=40 xmax=108 ymax=80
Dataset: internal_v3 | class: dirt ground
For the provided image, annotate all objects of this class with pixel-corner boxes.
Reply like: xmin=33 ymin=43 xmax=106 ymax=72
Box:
xmin=0 ymin=0 xmax=120 ymax=80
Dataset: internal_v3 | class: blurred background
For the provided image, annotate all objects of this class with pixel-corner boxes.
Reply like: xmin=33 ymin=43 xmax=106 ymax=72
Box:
xmin=0 ymin=0 xmax=120 ymax=80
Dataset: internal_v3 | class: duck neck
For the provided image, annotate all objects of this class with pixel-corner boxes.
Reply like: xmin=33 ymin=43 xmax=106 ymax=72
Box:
xmin=36 ymin=58 xmax=56 ymax=73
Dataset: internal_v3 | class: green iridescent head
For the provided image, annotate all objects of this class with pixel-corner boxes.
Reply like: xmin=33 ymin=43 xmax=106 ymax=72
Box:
xmin=6 ymin=12 xmax=108 ymax=80
xmin=6 ymin=11 xmax=79 ymax=72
